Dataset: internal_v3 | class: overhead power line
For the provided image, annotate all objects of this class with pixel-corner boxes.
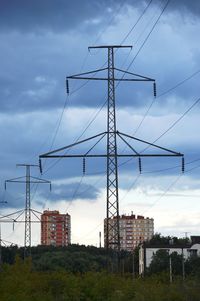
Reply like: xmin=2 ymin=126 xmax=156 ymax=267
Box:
xmin=133 ymin=69 xmax=200 ymax=136
xmin=120 ymin=0 xmax=154 ymax=45
xmin=141 ymin=96 xmax=200 ymax=152
xmin=158 ymin=69 xmax=200 ymax=98
xmin=142 ymin=161 xmax=200 ymax=214
xmin=126 ymin=0 xmax=171 ymax=72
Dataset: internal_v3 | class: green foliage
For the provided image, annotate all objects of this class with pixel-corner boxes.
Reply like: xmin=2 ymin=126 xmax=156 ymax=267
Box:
xmin=148 ymin=249 xmax=184 ymax=276
xmin=185 ymin=255 xmax=200 ymax=277
xmin=1 ymin=244 xmax=134 ymax=274
xmin=0 ymin=260 xmax=200 ymax=301
xmin=147 ymin=233 xmax=190 ymax=246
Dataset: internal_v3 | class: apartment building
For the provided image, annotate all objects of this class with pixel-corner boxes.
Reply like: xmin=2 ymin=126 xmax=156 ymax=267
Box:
xmin=41 ymin=210 xmax=71 ymax=247
xmin=104 ymin=213 xmax=154 ymax=252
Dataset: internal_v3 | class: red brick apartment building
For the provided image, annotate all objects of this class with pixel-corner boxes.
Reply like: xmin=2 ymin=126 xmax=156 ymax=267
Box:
xmin=41 ymin=210 xmax=71 ymax=247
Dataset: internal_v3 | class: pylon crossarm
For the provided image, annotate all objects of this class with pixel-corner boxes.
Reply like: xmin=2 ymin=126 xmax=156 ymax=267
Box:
xmin=88 ymin=45 xmax=132 ymax=50
xmin=7 ymin=180 xmax=49 ymax=184
xmin=114 ymin=68 xmax=155 ymax=81
xmin=30 ymin=176 xmax=51 ymax=184
xmin=5 ymin=176 xmax=25 ymax=185
xmin=118 ymin=131 xmax=183 ymax=156
xmin=40 ymin=132 xmax=106 ymax=158
xmin=117 ymin=132 xmax=139 ymax=155
xmin=68 ymin=77 xmax=154 ymax=82
xmin=67 ymin=67 xmax=108 ymax=79
xmin=38 ymin=154 xmax=185 ymax=158
xmin=0 ymin=209 xmax=24 ymax=220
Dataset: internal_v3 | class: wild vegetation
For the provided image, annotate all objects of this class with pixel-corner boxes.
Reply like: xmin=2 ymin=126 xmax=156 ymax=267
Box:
xmin=0 ymin=257 xmax=200 ymax=301
xmin=0 ymin=235 xmax=200 ymax=300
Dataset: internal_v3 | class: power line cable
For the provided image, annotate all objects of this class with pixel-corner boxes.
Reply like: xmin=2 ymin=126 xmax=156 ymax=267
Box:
xmin=142 ymin=162 xmax=200 ymax=215
xmin=118 ymin=94 xmax=200 ymax=168
xmin=65 ymin=174 xmax=85 ymax=213
xmin=132 ymin=68 xmax=200 ymax=137
xmin=119 ymin=0 xmax=161 ymax=68
xmin=120 ymin=0 xmax=154 ymax=45
xmin=120 ymin=173 xmax=141 ymax=202
xmin=142 ymin=174 xmax=182 ymax=214
xmin=126 ymin=0 xmax=170 ymax=72
xmin=141 ymin=96 xmax=200 ymax=153
xmin=158 ymin=69 xmax=200 ymax=98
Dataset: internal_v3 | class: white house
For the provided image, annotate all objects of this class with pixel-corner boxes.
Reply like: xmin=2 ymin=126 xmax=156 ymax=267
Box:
xmin=139 ymin=236 xmax=200 ymax=275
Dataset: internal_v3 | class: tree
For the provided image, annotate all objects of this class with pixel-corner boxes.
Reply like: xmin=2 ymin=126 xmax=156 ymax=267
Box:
xmin=148 ymin=249 xmax=183 ymax=276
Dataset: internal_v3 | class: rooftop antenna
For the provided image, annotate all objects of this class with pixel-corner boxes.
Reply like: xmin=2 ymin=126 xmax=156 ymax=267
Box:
xmin=39 ymin=45 xmax=184 ymax=270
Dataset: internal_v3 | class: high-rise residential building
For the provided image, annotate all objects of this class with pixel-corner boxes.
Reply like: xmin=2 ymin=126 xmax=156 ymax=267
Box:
xmin=41 ymin=210 xmax=71 ymax=247
xmin=104 ymin=213 xmax=154 ymax=252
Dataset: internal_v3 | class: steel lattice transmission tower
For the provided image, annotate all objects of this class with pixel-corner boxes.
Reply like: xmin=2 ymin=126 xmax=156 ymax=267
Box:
xmin=39 ymin=45 xmax=184 ymax=255
xmin=5 ymin=164 xmax=51 ymax=257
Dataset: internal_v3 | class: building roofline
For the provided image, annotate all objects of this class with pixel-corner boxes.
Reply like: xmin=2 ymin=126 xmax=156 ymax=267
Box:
xmin=142 ymin=244 xmax=192 ymax=249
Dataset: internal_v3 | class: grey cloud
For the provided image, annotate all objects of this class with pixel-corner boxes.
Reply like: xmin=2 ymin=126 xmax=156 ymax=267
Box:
xmin=0 ymin=0 xmax=199 ymax=35
xmin=0 ymin=0 xmax=119 ymax=33
xmin=169 ymin=0 xmax=200 ymax=17
xmin=0 ymin=0 xmax=200 ymax=212
xmin=38 ymin=182 xmax=100 ymax=202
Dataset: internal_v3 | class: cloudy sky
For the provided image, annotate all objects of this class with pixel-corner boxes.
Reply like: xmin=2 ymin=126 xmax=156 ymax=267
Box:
xmin=0 ymin=0 xmax=200 ymax=246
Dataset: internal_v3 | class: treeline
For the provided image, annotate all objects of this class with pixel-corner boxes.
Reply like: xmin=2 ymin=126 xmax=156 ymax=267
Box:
xmin=1 ymin=244 xmax=137 ymax=273
xmin=1 ymin=233 xmax=199 ymax=277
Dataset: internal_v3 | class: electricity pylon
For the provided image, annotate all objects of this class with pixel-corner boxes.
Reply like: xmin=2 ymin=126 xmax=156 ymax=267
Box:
xmin=39 ymin=45 xmax=184 ymax=261
xmin=4 ymin=164 xmax=51 ymax=257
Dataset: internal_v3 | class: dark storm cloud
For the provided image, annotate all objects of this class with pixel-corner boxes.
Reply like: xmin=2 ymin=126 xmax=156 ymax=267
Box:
xmin=0 ymin=0 xmax=200 ymax=212
xmin=0 ymin=0 xmax=199 ymax=114
xmin=1 ymin=176 xmax=100 ymax=208
xmin=0 ymin=0 xmax=199 ymax=34
xmin=169 ymin=0 xmax=200 ymax=16
xmin=38 ymin=182 xmax=100 ymax=202
xmin=0 ymin=0 xmax=120 ymax=33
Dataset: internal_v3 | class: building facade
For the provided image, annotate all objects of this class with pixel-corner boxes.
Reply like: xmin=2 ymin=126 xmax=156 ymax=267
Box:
xmin=104 ymin=213 xmax=154 ymax=252
xmin=41 ymin=210 xmax=71 ymax=246
xmin=139 ymin=237 xmax=200 ymax=275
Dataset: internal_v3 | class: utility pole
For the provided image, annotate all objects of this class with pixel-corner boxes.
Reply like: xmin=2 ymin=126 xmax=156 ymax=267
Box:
xmin=99 ymin=231 xmax=102 ymax=248
xmin=132 ymin=251 xmax=135 ymax=280
xmin=39 ymin=45 xmax=184 ymax=270
xmin=182 ymin=247 xmax=185 ymax=281
xmin=169 ymin=253 xmax=173 ymax=283
xmin=5 ymin=164 xmax=51 ymax=258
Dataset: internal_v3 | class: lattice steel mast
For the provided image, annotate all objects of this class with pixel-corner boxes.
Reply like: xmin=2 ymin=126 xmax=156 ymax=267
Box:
xmin=106 ymin=46 xmax=123 ymax=253
xmin=25 ymin=164 xmax=31 ymax=254
xmin=5 ymin=164 xmax=51 ymax=257
xmin=39 ymin=45 xmax=184 ymax=256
